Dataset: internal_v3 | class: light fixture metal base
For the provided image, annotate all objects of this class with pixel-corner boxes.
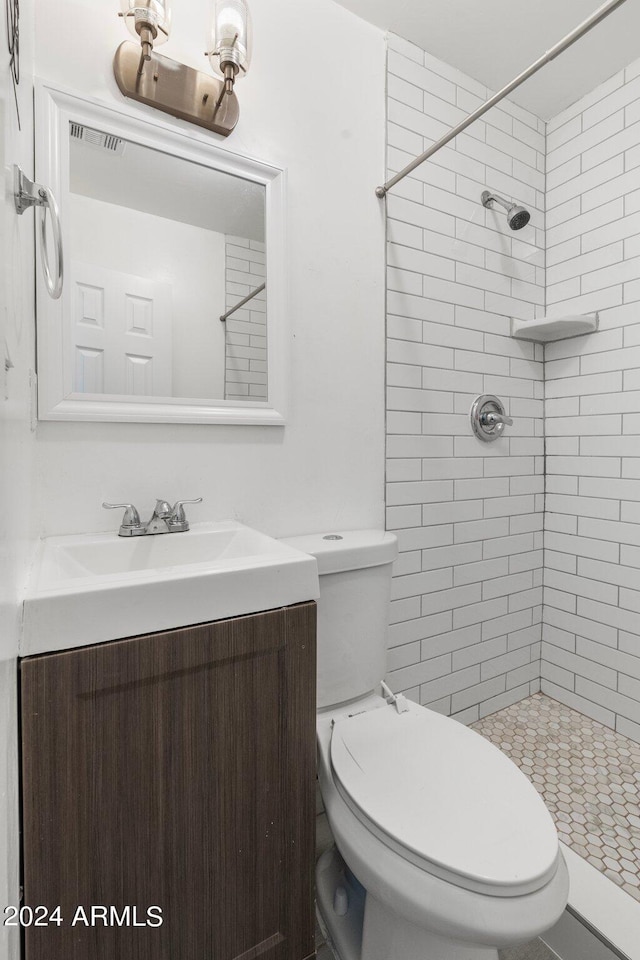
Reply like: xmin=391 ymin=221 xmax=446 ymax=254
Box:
xmin=113 ymin=41 xmax=239 ymax=137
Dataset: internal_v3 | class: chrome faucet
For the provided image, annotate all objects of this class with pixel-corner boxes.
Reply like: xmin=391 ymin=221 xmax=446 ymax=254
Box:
xmin=103 ymin=498 xmax=203 ymax=537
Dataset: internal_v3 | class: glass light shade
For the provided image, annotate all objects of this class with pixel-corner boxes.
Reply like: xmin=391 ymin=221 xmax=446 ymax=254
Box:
xmin=120 ymin=0 xmax=171 ymax=45
xmin=207 ymin=0 xmax=252 ymax=80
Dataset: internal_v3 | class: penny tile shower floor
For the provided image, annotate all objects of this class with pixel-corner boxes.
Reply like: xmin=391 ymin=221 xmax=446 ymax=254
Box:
xmin=472 ymin=693 xmax=640 ymax=902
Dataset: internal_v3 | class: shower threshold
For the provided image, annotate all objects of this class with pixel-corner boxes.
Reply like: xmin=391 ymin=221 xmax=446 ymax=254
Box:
xmin=472 ymin=693 xmax=640 ymax=960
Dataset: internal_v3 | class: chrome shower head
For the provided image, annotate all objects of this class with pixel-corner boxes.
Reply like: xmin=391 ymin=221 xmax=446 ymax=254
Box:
xmin=481 ymin=190 xmax=531 ymax=231
xmin=507 ymin=205 xmax=531 ymax=231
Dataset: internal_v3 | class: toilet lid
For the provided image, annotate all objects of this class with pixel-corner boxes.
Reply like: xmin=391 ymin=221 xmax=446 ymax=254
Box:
xmin=330 ymin=701 xmax=559 ymax=896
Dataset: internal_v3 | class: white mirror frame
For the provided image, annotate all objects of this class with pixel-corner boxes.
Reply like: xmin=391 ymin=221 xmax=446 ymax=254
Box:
xmin=34 ymin=80 xmax=287 ymax=425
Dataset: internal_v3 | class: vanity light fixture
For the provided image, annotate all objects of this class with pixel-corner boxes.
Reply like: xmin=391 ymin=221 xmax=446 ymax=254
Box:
xmin=207 ymin=0 xmax=252 ymax=101
xmin=119 ymin=0 xmax=172 ymax=74
xmin=113 ymin=0 xmax=252 ymax=137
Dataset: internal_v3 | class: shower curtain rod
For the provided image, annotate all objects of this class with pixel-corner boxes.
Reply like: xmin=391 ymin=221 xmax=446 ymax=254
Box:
xmin=219 ymin=282 xmax=266 ymax=322
xmin=375 ymin=0 xmax=629 ymax=199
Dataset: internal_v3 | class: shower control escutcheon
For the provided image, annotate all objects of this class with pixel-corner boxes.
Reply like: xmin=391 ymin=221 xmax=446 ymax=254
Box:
xmin=470 ymin=395 xmax=513 ymax=443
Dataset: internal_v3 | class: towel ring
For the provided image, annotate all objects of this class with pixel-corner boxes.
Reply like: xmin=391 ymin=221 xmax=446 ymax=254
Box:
xmin=13 ymin=165 xmax=64 ymax=300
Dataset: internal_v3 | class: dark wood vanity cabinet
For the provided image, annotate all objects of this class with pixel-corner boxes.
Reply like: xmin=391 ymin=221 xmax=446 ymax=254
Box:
xmin=20 ymin=603 xmax=317 ymax=960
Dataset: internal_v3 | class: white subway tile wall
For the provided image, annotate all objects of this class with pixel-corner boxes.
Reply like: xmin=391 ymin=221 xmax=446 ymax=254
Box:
xmin=385 ymin=35 xmax=546 ymax=723
xmin=544 ymin=56 xmax=640 ymax=740
xmin=224 ymin=237 xmax=267 ymax=401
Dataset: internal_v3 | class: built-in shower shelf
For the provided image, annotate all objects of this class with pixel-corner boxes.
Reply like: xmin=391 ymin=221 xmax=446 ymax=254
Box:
xmin=510 ymin=313 xmax=598 ymax=343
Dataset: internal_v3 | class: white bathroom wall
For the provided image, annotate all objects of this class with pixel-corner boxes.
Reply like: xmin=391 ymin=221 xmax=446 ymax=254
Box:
xmin=224 ymin=237 xmax=267 ymax=401
xmin=31 ymin=0 xmax=386 ymax=538
xmin=543 ymin=56 xmax=640 ymax=743
xmin=384 ymin=35 xmax=547 ymax=722
xmin=0 ymin=2 xmax=36 ymax=956
xmin=69 ymin=194 xmax=227 ymax=399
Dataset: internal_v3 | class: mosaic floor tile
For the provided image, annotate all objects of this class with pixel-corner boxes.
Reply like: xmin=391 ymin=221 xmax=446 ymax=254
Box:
xmin=499 ymin=941 xmax=557 ymax=960
xmin=473 ymin=693 xmax=640 ymax=903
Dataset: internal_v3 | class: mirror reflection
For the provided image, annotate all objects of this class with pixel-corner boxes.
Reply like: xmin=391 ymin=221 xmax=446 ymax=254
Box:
xmin=68 ymin=123 xmax=267 ymax=402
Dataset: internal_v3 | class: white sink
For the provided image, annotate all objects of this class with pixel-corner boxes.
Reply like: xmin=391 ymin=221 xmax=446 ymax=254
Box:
xmin=22 ymin=521 xmax=319 ymax=656
xmin=45 ymin=523 xmax=299 ymax=578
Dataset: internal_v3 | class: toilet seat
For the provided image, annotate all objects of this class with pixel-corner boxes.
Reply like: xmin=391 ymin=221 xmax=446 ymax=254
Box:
xmin=330 ymin=700 xmax=559 ymax=898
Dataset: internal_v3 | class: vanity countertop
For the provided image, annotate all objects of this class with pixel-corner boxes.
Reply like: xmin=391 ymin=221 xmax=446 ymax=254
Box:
xmin=21 ymin=521 xmax=319 ymax=656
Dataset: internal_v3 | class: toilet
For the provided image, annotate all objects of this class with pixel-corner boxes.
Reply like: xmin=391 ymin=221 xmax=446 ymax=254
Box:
xmin=282 ymin=529 xmax=569 ymax=960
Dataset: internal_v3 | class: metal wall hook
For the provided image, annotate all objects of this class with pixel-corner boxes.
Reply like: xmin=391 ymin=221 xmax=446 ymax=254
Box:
xmin=13 ymin=165 xmax=64 ymax=300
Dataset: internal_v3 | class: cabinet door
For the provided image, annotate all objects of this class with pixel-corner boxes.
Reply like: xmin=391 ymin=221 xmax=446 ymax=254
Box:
xmin=21 ymin=604 xmax=316 ymax=960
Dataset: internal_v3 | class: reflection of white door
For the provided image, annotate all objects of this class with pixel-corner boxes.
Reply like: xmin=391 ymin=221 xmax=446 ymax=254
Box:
xmin=70 ymin=262 xmax=172 ymax=397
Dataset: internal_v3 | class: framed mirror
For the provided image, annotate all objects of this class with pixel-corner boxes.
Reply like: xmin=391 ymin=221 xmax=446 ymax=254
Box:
xmin=35 ymin=81 xmax=287 ymax=424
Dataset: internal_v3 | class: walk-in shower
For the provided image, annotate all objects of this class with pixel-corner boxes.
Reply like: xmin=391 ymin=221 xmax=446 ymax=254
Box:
xmin=382 ymin=1 xmax=640 ymax=953
xmin=481 ymin=191 xmax=531 ymax=231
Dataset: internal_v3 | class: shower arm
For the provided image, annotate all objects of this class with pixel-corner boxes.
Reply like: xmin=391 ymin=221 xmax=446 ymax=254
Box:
xmin=375 ymin=0 xmax=629 ymax=199
xmin=482 ymin=192 xmax=510 ymax=213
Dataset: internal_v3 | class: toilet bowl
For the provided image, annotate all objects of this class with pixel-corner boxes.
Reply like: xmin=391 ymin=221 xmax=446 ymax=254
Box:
xmin=317 ymin=695 xmax=568 ymax=960
xmin=281 ymin=530 xmax=568 ymax=960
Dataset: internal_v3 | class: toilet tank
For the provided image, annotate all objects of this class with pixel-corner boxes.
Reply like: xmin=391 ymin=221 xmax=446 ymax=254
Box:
xmin=280 ymin=530 xmax=398 ymax=710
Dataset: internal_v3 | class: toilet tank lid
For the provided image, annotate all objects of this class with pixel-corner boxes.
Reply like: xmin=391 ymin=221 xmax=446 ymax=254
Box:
xmin=279 ymin=530 xmax=398 ymax=575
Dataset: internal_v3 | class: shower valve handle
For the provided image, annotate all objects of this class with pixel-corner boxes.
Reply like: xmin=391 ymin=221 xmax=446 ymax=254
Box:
xmin=470 ymin=395 xmax=513 ymax=443
xmin=481 ymin=411 xmax=513 ymax=428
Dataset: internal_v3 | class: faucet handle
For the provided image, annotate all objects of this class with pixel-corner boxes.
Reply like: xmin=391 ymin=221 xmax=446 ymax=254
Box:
xmin=102 ymin=502 xmax=141 ymax=528
xmin=481 ymin=411 xmax=514 ymax=427
xmin=170 ymin=498 xmax=203 ymax=524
